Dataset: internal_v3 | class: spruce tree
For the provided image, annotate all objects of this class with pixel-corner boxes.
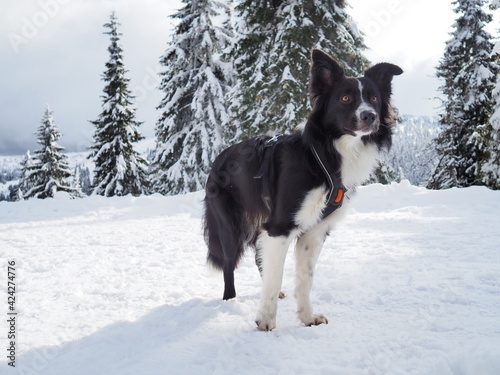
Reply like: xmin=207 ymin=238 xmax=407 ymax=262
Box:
xmin=153 ymin=0 xmax=233 ymax=195
xmin=16 ymin=151 xmax=35 ymax=200
xmin=71 ymin=168 xmax=87 ymax=198
xmin=428 ymin=0 xmax=497 ymax=189
xmin=482 ymin=1 xmax=500 ymax=190
xmin=89 ymin=12 xmax=148 ymax=197
xmin=228 ymin=0 xmax=368 ymax=140
xmin=75 ymin=165 xmax=92 ymax=195
xmin=483 ymin=106 xmax=500 ymax=189
xmin=24 ymin=105 xmax=75 ymax=199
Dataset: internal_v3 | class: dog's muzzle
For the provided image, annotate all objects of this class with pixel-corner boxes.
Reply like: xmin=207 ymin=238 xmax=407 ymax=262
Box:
xmin=358 ymin=110 xmax=379 ymax=133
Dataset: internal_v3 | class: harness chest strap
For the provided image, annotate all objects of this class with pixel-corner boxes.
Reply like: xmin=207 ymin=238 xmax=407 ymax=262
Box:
xmin=254 ymin=135 xmax=346 ymax=218
xmin=310 ymin=144 xmax=346 ymax=219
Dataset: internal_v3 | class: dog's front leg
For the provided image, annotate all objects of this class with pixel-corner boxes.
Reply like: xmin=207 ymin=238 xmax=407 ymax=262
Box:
xmin=294 ymin=226 xmax=329 ymax=327
xmin=255 ymin=231 xmax=293 ymax=331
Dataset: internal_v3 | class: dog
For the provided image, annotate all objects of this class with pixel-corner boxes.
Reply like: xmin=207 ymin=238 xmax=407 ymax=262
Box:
xmin=203 ymin=49 xmax=402 ymax=331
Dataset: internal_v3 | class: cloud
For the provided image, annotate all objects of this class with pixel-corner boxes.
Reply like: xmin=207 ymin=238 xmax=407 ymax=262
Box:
xmin=1 ymin=0 xmax=180 ymax=155
xmin=0 ymin=0 xmax=475 ymax=155
xmin=392 ymin=58 xmax=444 ymax=116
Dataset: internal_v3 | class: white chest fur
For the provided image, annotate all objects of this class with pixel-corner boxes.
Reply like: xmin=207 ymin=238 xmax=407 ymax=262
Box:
xmin=293 ymin=134 xmax=380 ymax=233
xmin=335 ymin=134 xmax=380 ymax=190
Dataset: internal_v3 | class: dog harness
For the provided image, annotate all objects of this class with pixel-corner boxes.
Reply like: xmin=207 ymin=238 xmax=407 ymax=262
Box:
xmin=309 ymin=142 xmax=346 ymax=218
xmin=254 ymin=135 xmax=345 ymax=219
xmin=253 ymin=135 xmax=281 ymax=210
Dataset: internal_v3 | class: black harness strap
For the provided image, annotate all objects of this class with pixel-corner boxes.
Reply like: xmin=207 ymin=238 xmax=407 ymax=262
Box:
xmin=310 ymin=143 xmax=346 ymax=219
xmin=254 ymin=134 xmax=345 ymax=219
xmin=254 ymin=134 xmax=283 ymax=210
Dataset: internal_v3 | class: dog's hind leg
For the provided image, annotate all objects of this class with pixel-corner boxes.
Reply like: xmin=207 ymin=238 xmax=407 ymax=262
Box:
xmin=207 ymin=235 xmax=241 ymax=300
xmin=294 ymin=225 xmax=329 ymax=327
xmin=222 ymin=267 xmax=236 ymax=300
xmin=255 ymin=230 xmax=294 ymax=331
xmin=220 ymin=233 xmax=244 ymax=300
xmin=206 ymin=236 xmax=236 ymax=300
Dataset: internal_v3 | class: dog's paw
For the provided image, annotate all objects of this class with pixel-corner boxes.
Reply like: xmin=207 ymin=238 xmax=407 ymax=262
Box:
xmin=255 ymin=319 xmax=275 ymax=332
xmin=255 ymin=313 xmax=276 ymax=331
xmin=303 ymin=314 xmax=329 ymax=327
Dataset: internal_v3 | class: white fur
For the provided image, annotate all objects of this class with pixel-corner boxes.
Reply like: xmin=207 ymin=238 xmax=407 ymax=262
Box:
xmin=294 ymin=225 xmax=330 ymax=326
xmin=355 ymin=79 xmax=375 ymax=119
xmin=255 ymin=231 xmax=296 ymax=331
xmin=335 ymin=135 xmax=380 ymax=190
xmin=256 ymin=105 xmax=381 ymax=330
xmin=257 ymin=179 xmax=354 ymax=330
xmin=357 ymin=78 xmax=364 ymax=95
xmin=294 ymin=185 xmax=328 ymax=231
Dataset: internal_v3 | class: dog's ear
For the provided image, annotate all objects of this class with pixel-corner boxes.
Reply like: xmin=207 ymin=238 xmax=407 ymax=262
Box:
xmin=310 ymin=49 xmax=345 ymax=98
xmin=364 ymin=63 xmax=403 ymax=97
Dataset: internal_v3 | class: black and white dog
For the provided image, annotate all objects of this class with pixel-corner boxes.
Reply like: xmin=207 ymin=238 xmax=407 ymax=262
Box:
xmin=204 ymin=49 xmax=402 ymax=331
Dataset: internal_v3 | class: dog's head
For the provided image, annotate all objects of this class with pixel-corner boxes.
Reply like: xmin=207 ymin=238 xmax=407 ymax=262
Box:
xmin=308 ymin=49 xmax=402 ymax=140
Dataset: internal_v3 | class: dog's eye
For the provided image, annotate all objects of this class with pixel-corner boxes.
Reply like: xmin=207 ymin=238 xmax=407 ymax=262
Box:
xmin=341 ymin=95 xmax=351 ymax=103
xmin=370 ymin=96 xmax=378 ymax=103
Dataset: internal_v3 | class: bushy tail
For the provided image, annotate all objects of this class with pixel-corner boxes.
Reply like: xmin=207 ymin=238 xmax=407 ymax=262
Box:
xmin=203 ymin=192 xmax=246 ymax=272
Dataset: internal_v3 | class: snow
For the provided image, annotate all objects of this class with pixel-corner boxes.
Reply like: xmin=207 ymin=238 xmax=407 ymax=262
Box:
xmin=386 ymin=115 xmax=440 ymax=186
xmin=1 ymin=182 xmax=500 ymax=374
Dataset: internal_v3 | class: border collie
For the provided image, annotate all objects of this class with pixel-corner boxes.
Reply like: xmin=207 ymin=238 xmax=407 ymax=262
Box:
xmin=204 ymin=49 xmax=402 ymax=331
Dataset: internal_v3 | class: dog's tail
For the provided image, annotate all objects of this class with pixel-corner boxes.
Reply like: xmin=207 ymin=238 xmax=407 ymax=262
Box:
xmin=204 ymin=186 xmax=248 ymax=300
xmin=203 ymin=183 xmax=246 ymax=270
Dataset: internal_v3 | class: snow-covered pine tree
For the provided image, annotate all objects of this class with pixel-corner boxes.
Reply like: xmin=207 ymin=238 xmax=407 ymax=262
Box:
xmin=366 ymin=161 xmax=398 ymax=185
xmin=385 ymin=115 xmax=440 ymax=186
xmin=23 ymin=105 xmax=75 ymax=199
xmin=153 ymin=0 xmax=233 ymax=195
xmin=490 ymin=52 xmax=500 ymax=132
xmin=482 ymin=1 xmax=500 ymax=190
xmin=16 ymin=150 xmax=35 ymax=200
xmin=75 ymin=165 xmax=92 ymax=195
xmin=428 ymin=0 xmax=497 ymax=189
xmin=228 ymin=0 xmax=368 ymax=140
xmin=71 ymin=168 xmax=86 ymax=198
xmin=89 ymin=12 xmax=149 ymax=197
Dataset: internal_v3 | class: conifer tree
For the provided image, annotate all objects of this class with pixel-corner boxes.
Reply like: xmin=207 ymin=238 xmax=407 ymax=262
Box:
xmin=153 ymin=0 xmax=233 ymax=195
xmin=75 ymin=165 xmax=92 ymax=195
xmin=482 ymin=1 xmax=500 ymax=190
xmin=228 ymin=0 xmax=368 ymax=140
xmin=428 ymin=0 xmax=497 ymax=189
xmin=23 ymin=105 xmax=75 ymax=199
xmin=71 ymin=168 xmax=86 ymax=198
xmin=15 ymin=151 xmax=35 ymax=200
xmin=89 ymin=12 xmax=148 ymax=197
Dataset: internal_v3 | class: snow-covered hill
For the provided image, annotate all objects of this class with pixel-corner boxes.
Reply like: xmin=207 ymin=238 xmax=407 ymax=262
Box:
xmin=1 ymin=182 xmax=499 ymax=374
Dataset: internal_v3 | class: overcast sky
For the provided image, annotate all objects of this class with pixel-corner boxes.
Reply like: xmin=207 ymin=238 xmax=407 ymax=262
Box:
xmin=0 ymin=0 xmax=489 ymax=155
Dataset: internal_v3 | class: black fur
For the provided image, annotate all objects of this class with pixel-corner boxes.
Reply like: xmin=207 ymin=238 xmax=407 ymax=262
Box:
xmin=204 ymin=49 xmax=402 ymax=302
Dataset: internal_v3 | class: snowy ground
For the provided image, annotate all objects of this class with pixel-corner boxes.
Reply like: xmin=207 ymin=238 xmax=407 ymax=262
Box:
xmin=1 ymin=181 xmax=499 ymax=375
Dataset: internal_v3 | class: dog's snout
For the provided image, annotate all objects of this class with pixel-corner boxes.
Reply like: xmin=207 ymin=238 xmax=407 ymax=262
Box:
xmin=360 ymin=111 xmax=377 ymax=125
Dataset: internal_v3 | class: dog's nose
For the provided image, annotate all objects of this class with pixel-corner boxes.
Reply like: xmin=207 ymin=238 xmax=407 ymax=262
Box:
xmin=360 ymin=111 xmax=377 ymax=125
